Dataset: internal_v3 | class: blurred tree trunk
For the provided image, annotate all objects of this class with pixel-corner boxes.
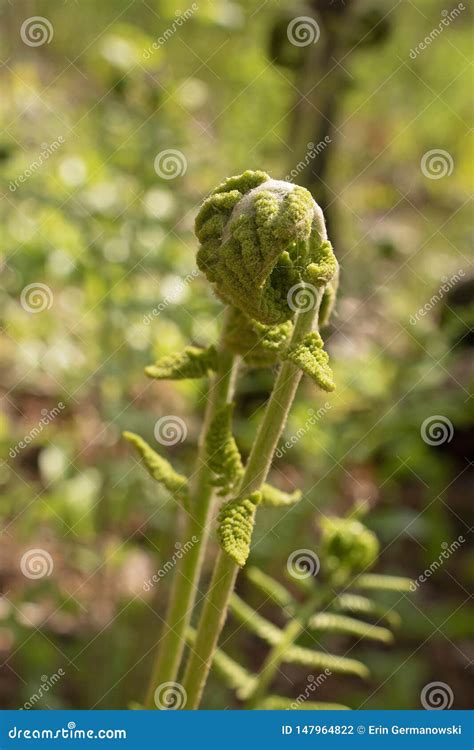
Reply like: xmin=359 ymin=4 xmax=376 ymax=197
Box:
xmin=288 ymin=1 xmax=355 ymax=219
xmin=274 ymin=0 xmax=391 ymax=238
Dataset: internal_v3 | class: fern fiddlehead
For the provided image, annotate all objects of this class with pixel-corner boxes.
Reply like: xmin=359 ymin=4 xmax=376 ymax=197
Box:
xmin=126 ymin=170 xmax=339 ymax=709
xmin=181 ymin=172 xmax=338 ymax=709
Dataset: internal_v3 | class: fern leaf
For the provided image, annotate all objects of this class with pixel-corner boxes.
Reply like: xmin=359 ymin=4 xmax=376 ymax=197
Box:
xmin=284 ymin=332 xmax=335 ymax=392
xmin=206 ymin=403 xmax=244 ymax=496
xmin=259 ymin=695 xmax=350 ymax=710
xmin=217 ymin=491 xmax=261 ymax=567
xmin=229 ymin=595 xmax=281 ymax=645
xmin=354 ymin=574 xmax=414 ymax=592
xmin=309 ymin=612 xmax=393 ymax=644
xmin=123 ymin=432 xmax=188 ymax=502
xmin=334 ymin=593 xmax=401 ymax=629
xmin=145 ymin=345 xmax=217 ymax=380
xmin=261 ymin=484 xmax=302 ymax=507
xmin=284 ymin=644 xmax=369 ymax=679
xmin=187 ymin=627 xmax=255 ymax=700
xmin=246 ymin=567 xmax=296 ymax=613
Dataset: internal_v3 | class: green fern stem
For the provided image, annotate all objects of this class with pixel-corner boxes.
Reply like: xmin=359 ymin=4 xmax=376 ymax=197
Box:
xmin=181 ymin=285 xmax=324 ymax=709
xmin=144 ymin=310 xmax=239 ymax=708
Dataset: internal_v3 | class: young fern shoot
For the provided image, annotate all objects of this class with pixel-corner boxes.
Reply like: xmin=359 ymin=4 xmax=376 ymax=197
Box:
xmin=125 ymin=170 xmax=337 ymax=709
xmin=179 ymin=171 xmax=338 ymax=709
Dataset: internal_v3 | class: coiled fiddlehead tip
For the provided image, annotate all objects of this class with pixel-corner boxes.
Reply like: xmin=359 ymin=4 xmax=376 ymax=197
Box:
xmin=319 ymin=516 xmax=380 ymax=585
xmin=195 ymin=171 xmax=337 ymax=325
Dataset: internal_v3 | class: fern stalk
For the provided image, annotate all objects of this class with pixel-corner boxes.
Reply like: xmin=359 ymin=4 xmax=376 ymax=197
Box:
xmin=181 ymin=287 xmax=324 ymax=709
xmin=145 ymin=309 xmax=239 ymax=707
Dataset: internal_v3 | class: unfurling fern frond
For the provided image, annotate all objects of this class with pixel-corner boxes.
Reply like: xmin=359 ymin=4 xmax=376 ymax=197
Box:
xmin=197 ymin=532 xmax=410 ymax=708
xmin=195 ymin=171 xmax=335 ymax=325
xmin=260 ymin=484 xmax=302 ymax=507
xmin=145 ymin=345 xmax=218 ymax=380
xmin=218 ymin=514 xmax=410 ymax=708
xmin=319 ymin=516 xmax=380 ymax=586
xmin=284 ymin=332 xmax=335 ymax=392
xmin=309 ymin=612 xmax=393 ymax=644
xmin=217 ymin=491 xmax=262 ymax=567
xmin=259 ymin=696 xmax=349 ymax=711
xmin=206 ymin=403 xmax=244 ymax=496
xmin=354 ymin=573 xmax=414 ymax=592
xmin=123 ymin=432 xmax=188 ymax=504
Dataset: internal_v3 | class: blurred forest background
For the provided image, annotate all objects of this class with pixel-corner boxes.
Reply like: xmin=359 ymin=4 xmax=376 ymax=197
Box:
xmin=0 ymin=0 xmax=472 ymax=710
